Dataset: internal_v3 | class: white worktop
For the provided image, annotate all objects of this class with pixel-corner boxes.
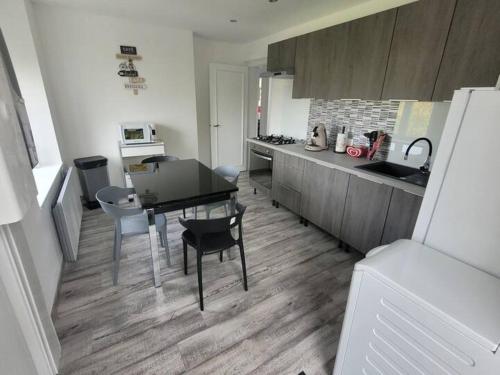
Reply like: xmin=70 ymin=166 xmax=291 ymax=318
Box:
xmin=247 ymin=138 xmax=425 ymax=196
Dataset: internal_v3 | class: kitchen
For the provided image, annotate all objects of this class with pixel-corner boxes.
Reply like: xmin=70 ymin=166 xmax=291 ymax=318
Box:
xmin=1 ymin=0 xmax=500 ymax=374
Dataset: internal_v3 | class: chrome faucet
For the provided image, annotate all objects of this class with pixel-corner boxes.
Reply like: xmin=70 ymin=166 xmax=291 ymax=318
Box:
xmin=404 ymin=137 xmax=433 ymax=174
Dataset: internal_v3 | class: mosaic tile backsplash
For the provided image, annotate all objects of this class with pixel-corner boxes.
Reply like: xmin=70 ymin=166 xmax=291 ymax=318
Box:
xmin=307 ymin=99 xmax=401 ymax=160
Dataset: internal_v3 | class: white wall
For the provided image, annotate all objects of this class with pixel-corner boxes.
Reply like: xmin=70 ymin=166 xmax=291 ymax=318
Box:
xmin=0 ymin=0 xmax=61 ymax=167
xmin=267 ymin=78 xmax=310 ymax=139
xmin=33 ymin=4 xmax=200 ymax=185
xmin=1 ymin=0 xmax=64 ymax=313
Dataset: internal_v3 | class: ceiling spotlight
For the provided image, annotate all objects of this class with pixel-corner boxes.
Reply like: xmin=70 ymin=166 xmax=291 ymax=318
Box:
xmin=230 ymin=19 xmax=238 ymax=23
xmin=269 ymin=0 xmax=278 ymax=3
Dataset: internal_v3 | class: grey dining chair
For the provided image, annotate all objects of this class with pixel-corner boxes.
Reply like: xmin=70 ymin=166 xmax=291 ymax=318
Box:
xmin=96 ymin=186 xmax=169 ymax=285
xmin=195 ymin=165 xmax=240 ymax=219
xmin=142 ymin=155 xmax=186 ymax=218
xmin=179 ymin=203 xmax=248 ymax=311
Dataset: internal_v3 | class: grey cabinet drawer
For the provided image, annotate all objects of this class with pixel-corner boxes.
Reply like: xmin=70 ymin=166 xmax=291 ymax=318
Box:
xmin=273 ymin=182 xmax=301 ymax=214
xmin=273 ymin=151 xmax=304 ymax=192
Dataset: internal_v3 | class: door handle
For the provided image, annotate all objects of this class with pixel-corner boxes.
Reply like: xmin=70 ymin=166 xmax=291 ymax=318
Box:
xmin=212 ymin=124 xmax=221 ymax=128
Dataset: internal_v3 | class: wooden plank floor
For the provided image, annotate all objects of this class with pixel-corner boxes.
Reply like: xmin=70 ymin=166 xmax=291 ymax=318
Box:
xmin=54 ymin=173 xmax=362 ymax=375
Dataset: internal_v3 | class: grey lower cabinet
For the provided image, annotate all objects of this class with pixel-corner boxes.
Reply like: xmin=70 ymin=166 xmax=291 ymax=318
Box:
xmin=381 ymin=189 xmax=423 ymax=245
xmin=272 ymin=151 xmax=304 ymax=212
xmin=300 ymin=161 xmax=349 ymax=237
xmin=271 ymin=150 xmax=423 ymax=253
xmin=273 ymin=151 xmax=304 ymax=191
xmin=340 ymin=175 xmax=393 ymax=254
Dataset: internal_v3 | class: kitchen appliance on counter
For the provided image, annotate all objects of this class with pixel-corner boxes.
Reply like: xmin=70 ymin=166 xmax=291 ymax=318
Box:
xmin=253 ymin=134 xmax=296 ymax=145
xmin=305 ymin=125 xmax=328 ymax=151
xmin=120 ymin=122 xmax=157 ymax=144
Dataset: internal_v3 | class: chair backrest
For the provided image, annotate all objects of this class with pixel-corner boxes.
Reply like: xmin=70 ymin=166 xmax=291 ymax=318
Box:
xmin=141 ymin=155 xmax=179 ymax=164
xmin=96 ymin=186 xmax=143 ymax=221
xmin=214 ymin=165 xmax=240 ymax=185
xmin=179 ymin=203 xmax=246 ymax=237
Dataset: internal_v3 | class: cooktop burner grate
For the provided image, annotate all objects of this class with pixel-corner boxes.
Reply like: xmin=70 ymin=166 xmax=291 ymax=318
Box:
xmin=254 ymin=134 xmax=296 ymax=145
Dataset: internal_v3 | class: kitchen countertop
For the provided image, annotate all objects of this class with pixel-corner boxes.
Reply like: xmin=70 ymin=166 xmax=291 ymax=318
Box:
xmin=247 ymin=138 xmax=425 ymax=197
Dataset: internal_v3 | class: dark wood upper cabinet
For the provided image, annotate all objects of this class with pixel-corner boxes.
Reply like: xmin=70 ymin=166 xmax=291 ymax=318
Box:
xmin=433 ymin=0 xmax=500 ymax=100
xmin=293 ymin=9 xmax=396 ymax=99
xmin=381 ymin=0 xmax=456 ymax=100
xmin=327 ymin=9 xmax=396 ymax=100
xmin=293 ymin=29 xmax=331 ymax=99
xmin=267 ymin=37 xmax=297 ymax=72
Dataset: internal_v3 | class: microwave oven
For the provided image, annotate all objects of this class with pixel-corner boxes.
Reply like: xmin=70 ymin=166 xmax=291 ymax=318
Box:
xmin=120 ymin=122 xmax=156 ymax=144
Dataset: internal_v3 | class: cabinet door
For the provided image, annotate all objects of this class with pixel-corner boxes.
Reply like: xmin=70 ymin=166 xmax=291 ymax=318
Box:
xmin=433 ymin=0 xmax=500 ymax=100
xmin=327 ymin=9 xmax=396 ymax=100
xmin=292 ymin=29 xmax=330 ymax=99
xmin=267 ymin=38 xmax=296 ymax=72
xmin=340 ymin=175 xmax=392 ymax=254
xmin=273 ymin=151 xmax=304 ymax=192
xmin=273 ymin=182 xmax=301 ymax=213
xmin=381 ymin=0 xmax=456 ymax=100
xmin=301 ymin=161 xmax=349 ymax=237
xmin=381 ymin=189 xmax=423 ymax=245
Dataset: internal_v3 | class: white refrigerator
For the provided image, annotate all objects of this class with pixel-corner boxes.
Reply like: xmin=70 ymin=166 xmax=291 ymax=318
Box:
xmin=333 ymin=86 xmax=500 ymax=374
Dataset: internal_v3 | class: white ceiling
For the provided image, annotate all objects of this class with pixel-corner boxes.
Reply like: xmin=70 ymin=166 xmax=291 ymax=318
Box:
xmin=31 ymin=0 xmax=371 ymax=43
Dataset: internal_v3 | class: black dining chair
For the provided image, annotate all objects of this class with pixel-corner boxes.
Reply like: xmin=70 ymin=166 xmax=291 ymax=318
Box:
xmin=142 ymin=155 xmax=186 ymax=218
xmin=179 ymin=203 xmax=248 ymax=311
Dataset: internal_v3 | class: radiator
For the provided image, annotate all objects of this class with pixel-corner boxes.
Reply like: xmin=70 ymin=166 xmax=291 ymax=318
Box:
xmin=53 ymin=167 xmax=82 ymax=262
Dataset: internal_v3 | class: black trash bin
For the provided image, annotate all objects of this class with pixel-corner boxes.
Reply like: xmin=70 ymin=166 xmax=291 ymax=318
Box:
xmin=74 ymin=156 xmax=110 ymax=209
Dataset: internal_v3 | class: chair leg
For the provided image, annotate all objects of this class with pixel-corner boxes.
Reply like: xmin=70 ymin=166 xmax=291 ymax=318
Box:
xmin=183 ymin=208 xmax=186 ymax=218
xmin=194 ymin=206 xmax=198 ymax=219
xmin=219 ymin=251 xmax=223 ymax=262
xmin=197 ymin=251 xmax=204 ymax=311
xmin=113 ymin=228 xmax=120 ymax=260
xmin=183 ymin=239 xmax=188 ymax=275
xmin=113 ymin=233 xmax=122 ymax=285
xmin=238 ymin=241 xmax=248 ymax=291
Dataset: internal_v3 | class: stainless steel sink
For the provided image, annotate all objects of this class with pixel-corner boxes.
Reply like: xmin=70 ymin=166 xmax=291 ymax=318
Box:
xmin=355 ymin=161 xmax=429 ymax=188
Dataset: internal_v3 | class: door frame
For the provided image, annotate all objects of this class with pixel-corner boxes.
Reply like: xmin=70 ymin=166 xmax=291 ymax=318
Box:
xmin=209 ymin=63 xmax=248 ymax=170
xmin=0 ymin=224 xmax=60 ymax=374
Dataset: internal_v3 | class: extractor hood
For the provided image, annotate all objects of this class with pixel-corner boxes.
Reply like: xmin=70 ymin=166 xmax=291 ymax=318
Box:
xmin=260 ymin=69 xmax=294 ymax=79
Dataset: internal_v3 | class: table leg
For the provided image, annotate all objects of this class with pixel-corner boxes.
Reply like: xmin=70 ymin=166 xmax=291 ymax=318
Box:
xmin=229 ymin=192 xmax=237 ymax=214
xmin=147 ymin=208 xmax=161 ymax=288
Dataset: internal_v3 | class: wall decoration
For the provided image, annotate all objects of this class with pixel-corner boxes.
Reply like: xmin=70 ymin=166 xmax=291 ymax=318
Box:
xmin=116 ymin=45 xmax=147 ymax=95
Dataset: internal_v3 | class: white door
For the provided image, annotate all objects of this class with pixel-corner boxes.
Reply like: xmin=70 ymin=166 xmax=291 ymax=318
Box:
xmin=209 ymin=63 xmax=248 ymax=170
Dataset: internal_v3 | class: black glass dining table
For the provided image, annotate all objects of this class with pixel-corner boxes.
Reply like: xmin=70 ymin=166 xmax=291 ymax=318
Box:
xmin=129 ymin=159 xmax=239 ymax=287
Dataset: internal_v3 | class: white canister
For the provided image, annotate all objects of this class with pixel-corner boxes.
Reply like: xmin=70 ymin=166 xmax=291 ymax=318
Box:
xmin=335 ymin=133 xmax=348 ymax=153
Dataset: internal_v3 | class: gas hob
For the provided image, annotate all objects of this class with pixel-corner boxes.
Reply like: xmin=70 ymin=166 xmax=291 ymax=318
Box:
xmin=253 ymin=135 xmax=296 ymax=145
